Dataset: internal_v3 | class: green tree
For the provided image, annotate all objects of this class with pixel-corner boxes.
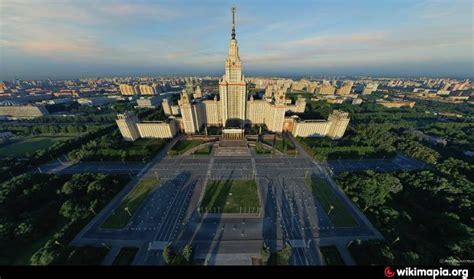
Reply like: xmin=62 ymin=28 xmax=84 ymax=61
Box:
xmin=260 ymin=244 xmax=270 ymax=264
xmin=162 ymin=244 xmax=173 ymax=265
xmin=182 ymin=244 xmax=193 ymax=263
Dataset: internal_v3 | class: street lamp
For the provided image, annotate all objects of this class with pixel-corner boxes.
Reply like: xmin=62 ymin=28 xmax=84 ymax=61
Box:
xmin=328 ymin=205 xmax=335 ymax=215
xmin=390 ymin=236 xmax=400 ymax=245
xmin=124 ymin=207 xmax=132 ymax=217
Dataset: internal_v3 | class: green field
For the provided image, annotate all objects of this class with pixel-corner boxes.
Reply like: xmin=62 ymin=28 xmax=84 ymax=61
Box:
xmin=112 ymin=247 xmax=138 ymax=265
xmin=194 ymin=145 xmax=212 ymax=155
xmin=0 ymin=135 xmax=74 ymax=157
xmin=169 ymin=140 xmax=205 ymax=155
xmin=320 ymin=246 xmax=345 ymax=265
xmin=305 ymin=176 xmax=357 ymax=227
xmin=101 ymin=178 xmax=159 ymax=229
xmin=200 ymin=180 xmax=260 ymax=213
xmin=255 ymin=142 xmax=272 ymax=154
xmin=274 ymin=138 xmax=296 ymax=154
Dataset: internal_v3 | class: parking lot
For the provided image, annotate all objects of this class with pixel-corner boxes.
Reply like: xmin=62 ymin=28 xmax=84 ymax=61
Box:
xmin=323 ymin=153 xmax=426 ymax=175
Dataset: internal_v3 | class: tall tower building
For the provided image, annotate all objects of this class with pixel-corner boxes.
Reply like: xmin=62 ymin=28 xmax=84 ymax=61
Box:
xmin=327 ymin=110 xmax=350 ymax=139
xmin=162 ymin=99 xmax=172 ymax=115
xmin=179 ymin=90 xmax=198 ymax=134
xmin=193 ymin=85 xmax=202 ymax=98
xmin=219 ymin=7 xmax=247 ymax=128
xmin=116 ymin=113 xmax=140 ymax=141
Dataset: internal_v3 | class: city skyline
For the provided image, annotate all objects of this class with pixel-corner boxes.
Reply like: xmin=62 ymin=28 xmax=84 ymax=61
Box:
xmin=1 ymin=0 xmax=472 ymax=80
xmin=0 ymin=2 xmax=472 ymax=270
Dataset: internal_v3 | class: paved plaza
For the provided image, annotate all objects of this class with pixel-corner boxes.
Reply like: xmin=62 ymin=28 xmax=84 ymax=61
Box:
xmin=70 ymin=136 xmax=394 ymax=265
xmin=322 ymin=153 xmax=426 ymax=175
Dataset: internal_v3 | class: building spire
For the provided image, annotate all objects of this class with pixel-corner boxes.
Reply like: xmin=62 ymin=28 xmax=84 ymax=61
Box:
xmin=231 ymin=7 xmax=236 ymax=40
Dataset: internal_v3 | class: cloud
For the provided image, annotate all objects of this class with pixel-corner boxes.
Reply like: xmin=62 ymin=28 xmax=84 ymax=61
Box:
xmin=246 ymin=21 xmax=472 ymax=68
xmin=0 ymin=0 xmax=472 ymax=78
xmin=102 ymin=2 xmax=180 ymax=19
xmin=0 ymin=0 xmax=183 ymax=64
xmin=274 ymin=32 xmax=387 ymax=49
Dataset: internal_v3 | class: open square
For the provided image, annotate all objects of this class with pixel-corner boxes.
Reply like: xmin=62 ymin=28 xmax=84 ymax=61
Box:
xmin=200 ymin=179 xmax=260 ymax=213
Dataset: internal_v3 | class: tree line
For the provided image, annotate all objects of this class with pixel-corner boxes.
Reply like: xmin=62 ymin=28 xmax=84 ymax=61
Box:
xmin=67 ymin=131 xmax=167 ymax=162
xmin=0 ymin=172 xmax=129 ymax=265
xmin=338 ymin=158 xmax=473 ymax=265
xmin=0 ymin=124 xmax=103 ymax=136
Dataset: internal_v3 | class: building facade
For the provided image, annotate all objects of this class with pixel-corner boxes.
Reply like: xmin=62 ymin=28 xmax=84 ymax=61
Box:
xmin=116 ymin=113 xmax=177 ymax=140
xmin=291 ymin=110 xmax=350 ymax=139
xmin=0 ymin=103 xmax=48 ymax=119
xmin=119 ymin=84 xmax=137 ymax=95
xmin=138 ymin=84 xmax=156 ymax=95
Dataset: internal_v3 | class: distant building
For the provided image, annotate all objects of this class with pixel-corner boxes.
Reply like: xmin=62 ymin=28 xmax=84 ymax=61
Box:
xmin=377 ymin=99 xmax=416 ymax=108
xmin=162 ymin=99 xmax=172 ymax=115
xmin=362 ymin=83 xmax=378 ymax=95
xmin=317 ymin=82 xmax=336 ymax=95
xmin=77 ymin=97 xmax=113 ymax=106
xmin=352 ymin=98 xmax=363 ymax=105
xmin=136 ymin=96 xmax=161 ymax=108
xmin=138 ymin=84 xmax=156 ymax=95
xmin=336 ymin=81 xmax=353 ymax=95
xmin=0 ymin=83 xmax=7 ymax=93
xmin=0 ymin=101 xmax=48 ymax=119
xmin=193 ymin=85 xmax=202 ymax=99
xmin=116 ymin=113 xmax=178 ymax=141
xmin=39 ymin=98 xmax=73 ymax=105
xmin=119 ymin=84 xmax=137 ymax=95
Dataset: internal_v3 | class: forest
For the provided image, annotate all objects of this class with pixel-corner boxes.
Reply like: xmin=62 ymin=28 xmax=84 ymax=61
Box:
xmin=0 ymin=173 xmax=130 ymax=265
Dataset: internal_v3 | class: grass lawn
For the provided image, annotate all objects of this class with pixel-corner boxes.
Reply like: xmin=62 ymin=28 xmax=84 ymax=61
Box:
xmin=274 ymin=138 xmax=295 ymax=154
xmin=0 ymin=135 xmax=74 ymax=157
xmin=320 ymin=246 xmax=345 ymax=265
xmin=169 ymin=140 xmax=205 ymax=155
xmin=112 ymin=247 xmax=138 ymax=265
xmin=267 ymin=245 xmax=291 ymax=265
xmin=194 ymin=145 xmax=212 ymax=155
xmin=101 ymin=178 xmax=159 ymax=229
xmin=305 ymin=176 xmax=357 ymax=227
xmin=255 ymin=143 xmax=272 ymax=154
xmin=200 ymin=180 xmax=260 ymax=213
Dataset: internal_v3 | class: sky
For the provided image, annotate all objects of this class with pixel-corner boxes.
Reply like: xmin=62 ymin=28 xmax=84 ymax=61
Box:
xmin=0 ymin=0 xmax=472 ymax=80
